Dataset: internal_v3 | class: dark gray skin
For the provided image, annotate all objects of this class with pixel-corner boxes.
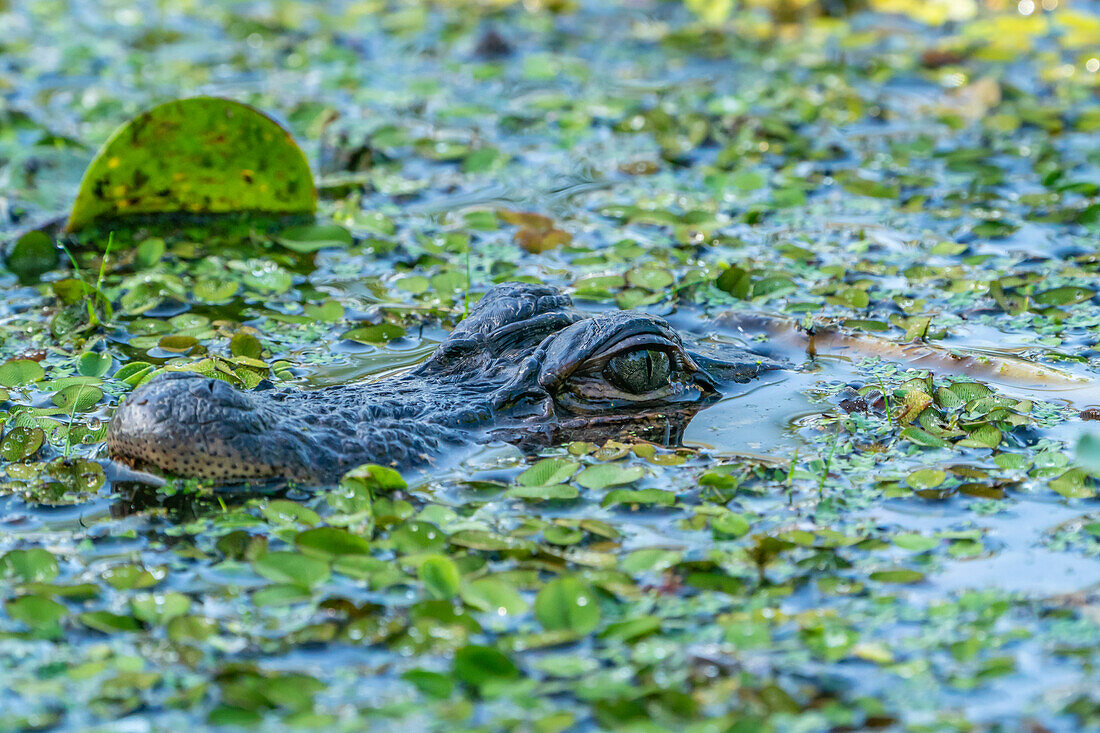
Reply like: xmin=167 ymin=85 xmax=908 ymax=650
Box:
xmin=107 ymin=283 xmax=781 ymax=484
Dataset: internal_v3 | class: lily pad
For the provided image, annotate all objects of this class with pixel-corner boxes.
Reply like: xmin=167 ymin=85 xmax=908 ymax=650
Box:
xmin=66 ymin=97 xmax=316 ymax=232
xmin=5 ymin=230 xmax=59 ymax=284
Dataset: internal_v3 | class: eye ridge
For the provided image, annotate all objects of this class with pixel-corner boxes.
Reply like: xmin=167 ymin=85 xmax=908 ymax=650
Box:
xmin=606 ymin=348 xmax=673 ymax=394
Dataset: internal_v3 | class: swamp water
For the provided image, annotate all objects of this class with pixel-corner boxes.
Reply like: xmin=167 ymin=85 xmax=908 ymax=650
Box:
xmin=3 ymin=0 xmax=1100 ymax=730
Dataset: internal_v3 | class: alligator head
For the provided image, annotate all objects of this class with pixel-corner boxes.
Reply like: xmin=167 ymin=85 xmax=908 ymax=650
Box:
xmin=106 ymin=282 xmax=781 ymax=484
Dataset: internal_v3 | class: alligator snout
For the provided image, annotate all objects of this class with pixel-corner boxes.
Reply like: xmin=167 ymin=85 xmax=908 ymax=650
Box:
xmin=107 ymin=372 xmax=290 ymax=480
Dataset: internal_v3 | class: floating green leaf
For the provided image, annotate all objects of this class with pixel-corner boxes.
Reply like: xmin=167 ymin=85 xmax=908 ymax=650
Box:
xmin=504 ymin=483 xmax=579 ymax=501
xmin=0 ymin=549 xmax=59 ymax=582
xmin=907 ymin=469 xmax=947 ymax=490
xmin=576 ymin=463 xmax=645 ymax=490
xmin=712 ymin=512 xmax=752 ymax=538
xmin=66 ymin=97 xmax=316 ymax=232
xmin=295 ymin=527 xmax=371 ymax=559
xmin=79 ymin=611 xmax=143 ymax=634
xmin=76 ymin=352 xmax=113 ymax=378
xmin=1 ymin=427 xmax=45 ymax=461
xmin=517 ymin=458 xmax=580 ymax=487
xmin=892 ymin=534 xmax=937 ymax=553
xmin=869 ymin=568 xmax=926 ymax=584
xmin=51 ymin=384 xmax=104 ymax=411
xmin=534 ymin=576 xmax=600 ymax=634
xmin=5 ymin=230 xmax=58 ymax=283
xmin=1050 ymin=468 xmax=1096 ymax=499
xmin=277 ymin=222 xmax=353 ymax=253
xmin=1034 ymin=286 xmax=1094 ymax=307
xmin=7 ymin=595 xmax=68 ymax=630
xmin=343 ymin=323 xmax=406 ymax=344
xmin=252 ymin=551 xmax=330 ymax=589
xmin=602 ymin=488 xmax=675 ymax=508
xmin=461 ymin=577 xmax=527 ymax=615
xmin=134 ymin=237 xmax=166 ymax=268
xmin=0 ymin=359 xmax=45 ymax=388
xmin=419 ymin=554 xmax=461 ymax=599
xmin=402 ymin=669 xmax=455 ymax=699
xmin=452 ymin=644 xmax=520 ymax=688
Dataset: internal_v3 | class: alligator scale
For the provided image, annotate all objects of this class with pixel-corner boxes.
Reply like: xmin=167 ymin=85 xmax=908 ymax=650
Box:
xmin=107 ymin=283 xmax=780 ymax=484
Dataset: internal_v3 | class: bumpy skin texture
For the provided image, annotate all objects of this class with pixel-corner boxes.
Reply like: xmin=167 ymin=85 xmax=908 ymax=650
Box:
xmin=107 ymin=283 xmax=780 ymax=484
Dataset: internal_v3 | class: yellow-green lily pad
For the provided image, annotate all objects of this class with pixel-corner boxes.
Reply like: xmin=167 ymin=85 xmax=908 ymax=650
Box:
xmin=66 ymin=97 xmax=315 ymax=232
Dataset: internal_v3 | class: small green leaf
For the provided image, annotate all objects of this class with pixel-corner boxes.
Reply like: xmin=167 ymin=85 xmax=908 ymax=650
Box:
xmin=7 ymin=595 xmax=68 ymax=629
xmin=252 ymin=551 xmax=331 ymax=589
xmin=79 ymin=611 xmax=143 ymax=633
xmin=900 ymin=426 xmax=950 ymax=449
xmin=869 ymin=568 xmax=926 ymax=584
xmin=907 ymin=469 xmax=946 ymax=490
xmin=504 ymin=483 xmax=579 ymax=501
xmin=1050 ymin=468 xmax=1095 ymax=499
xmin=602 ymin=488 xmax=675 ymax=508
xmin=402 ymin=669 xmax=455 ymax=699
xmin=103 ymin=564 xmax=161 ymax=590
xmin=893 ymin=534 xmax=940 ymax=552
xmin=76 ymin=352 xmax=113 ymax=378
xmin=277 ymin=223 xmax=354 ymax=253
xmin=1 ymin=427 xmax=45 ymax=461
xmin=131 ymin=592 xmax=191 ymax=625
xmin=0 ymin=549 xmax=60 ymax=582
xmin=452 ymin=645 xmax=520 ymax=687
xmin=946 ymin=382 xmax=992 ymax=403
xmin=517 ymin=458 xmax=580 ymax=487
xmin=712 ymin=512 xmax=751 ymax=538
xmin=51 ymin=384 xmax=104 ymax=411
xmin=230 ymin=332 xmax=264 ymax=359
xmin=342 ymin=463 xmax=406 ymax=493
xmin=134 ymin=238 xmax=166 ymax=269
xmin=390 ymin=521 xmax=447 ymax=554
xmin=1034 ymin=286 xmax=1094 ymax=307
xmin=262 ymin=500 xmax=320 ymax=527
xmin=0 ymin=359 xmax=45 ymax=388
xmin=342 ymin=323 xmax=406 ymax=343
xmin=419 ymin=554 xmax=461 ymax=600
xmin=958 ymin=424 xmax=1001 ymax=449
xmin=716 ymin=265 xmax=751 ymax=299
xmin=534 ymin=576 xmax=600 ymax=634
xmin=295 ymin=527 xmax=371 ymax=559
xmin=5 ymin=231 xmax=59 ymax=283
xmin=460 ymin=577 xmax=527 ymax=615
xmin=576 ymin=463 xmax=645 ymax=490
xmin=193 ymin=278 xmax=240 ymax=303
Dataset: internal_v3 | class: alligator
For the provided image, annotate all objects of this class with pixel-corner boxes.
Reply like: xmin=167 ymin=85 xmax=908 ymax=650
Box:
xmin=106 ymin=282 xmax=782 ymax=484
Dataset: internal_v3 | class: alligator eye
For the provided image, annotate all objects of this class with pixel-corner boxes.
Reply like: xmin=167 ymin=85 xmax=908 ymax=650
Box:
xmin=606 ymin=349 xmax=672 ymax=394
